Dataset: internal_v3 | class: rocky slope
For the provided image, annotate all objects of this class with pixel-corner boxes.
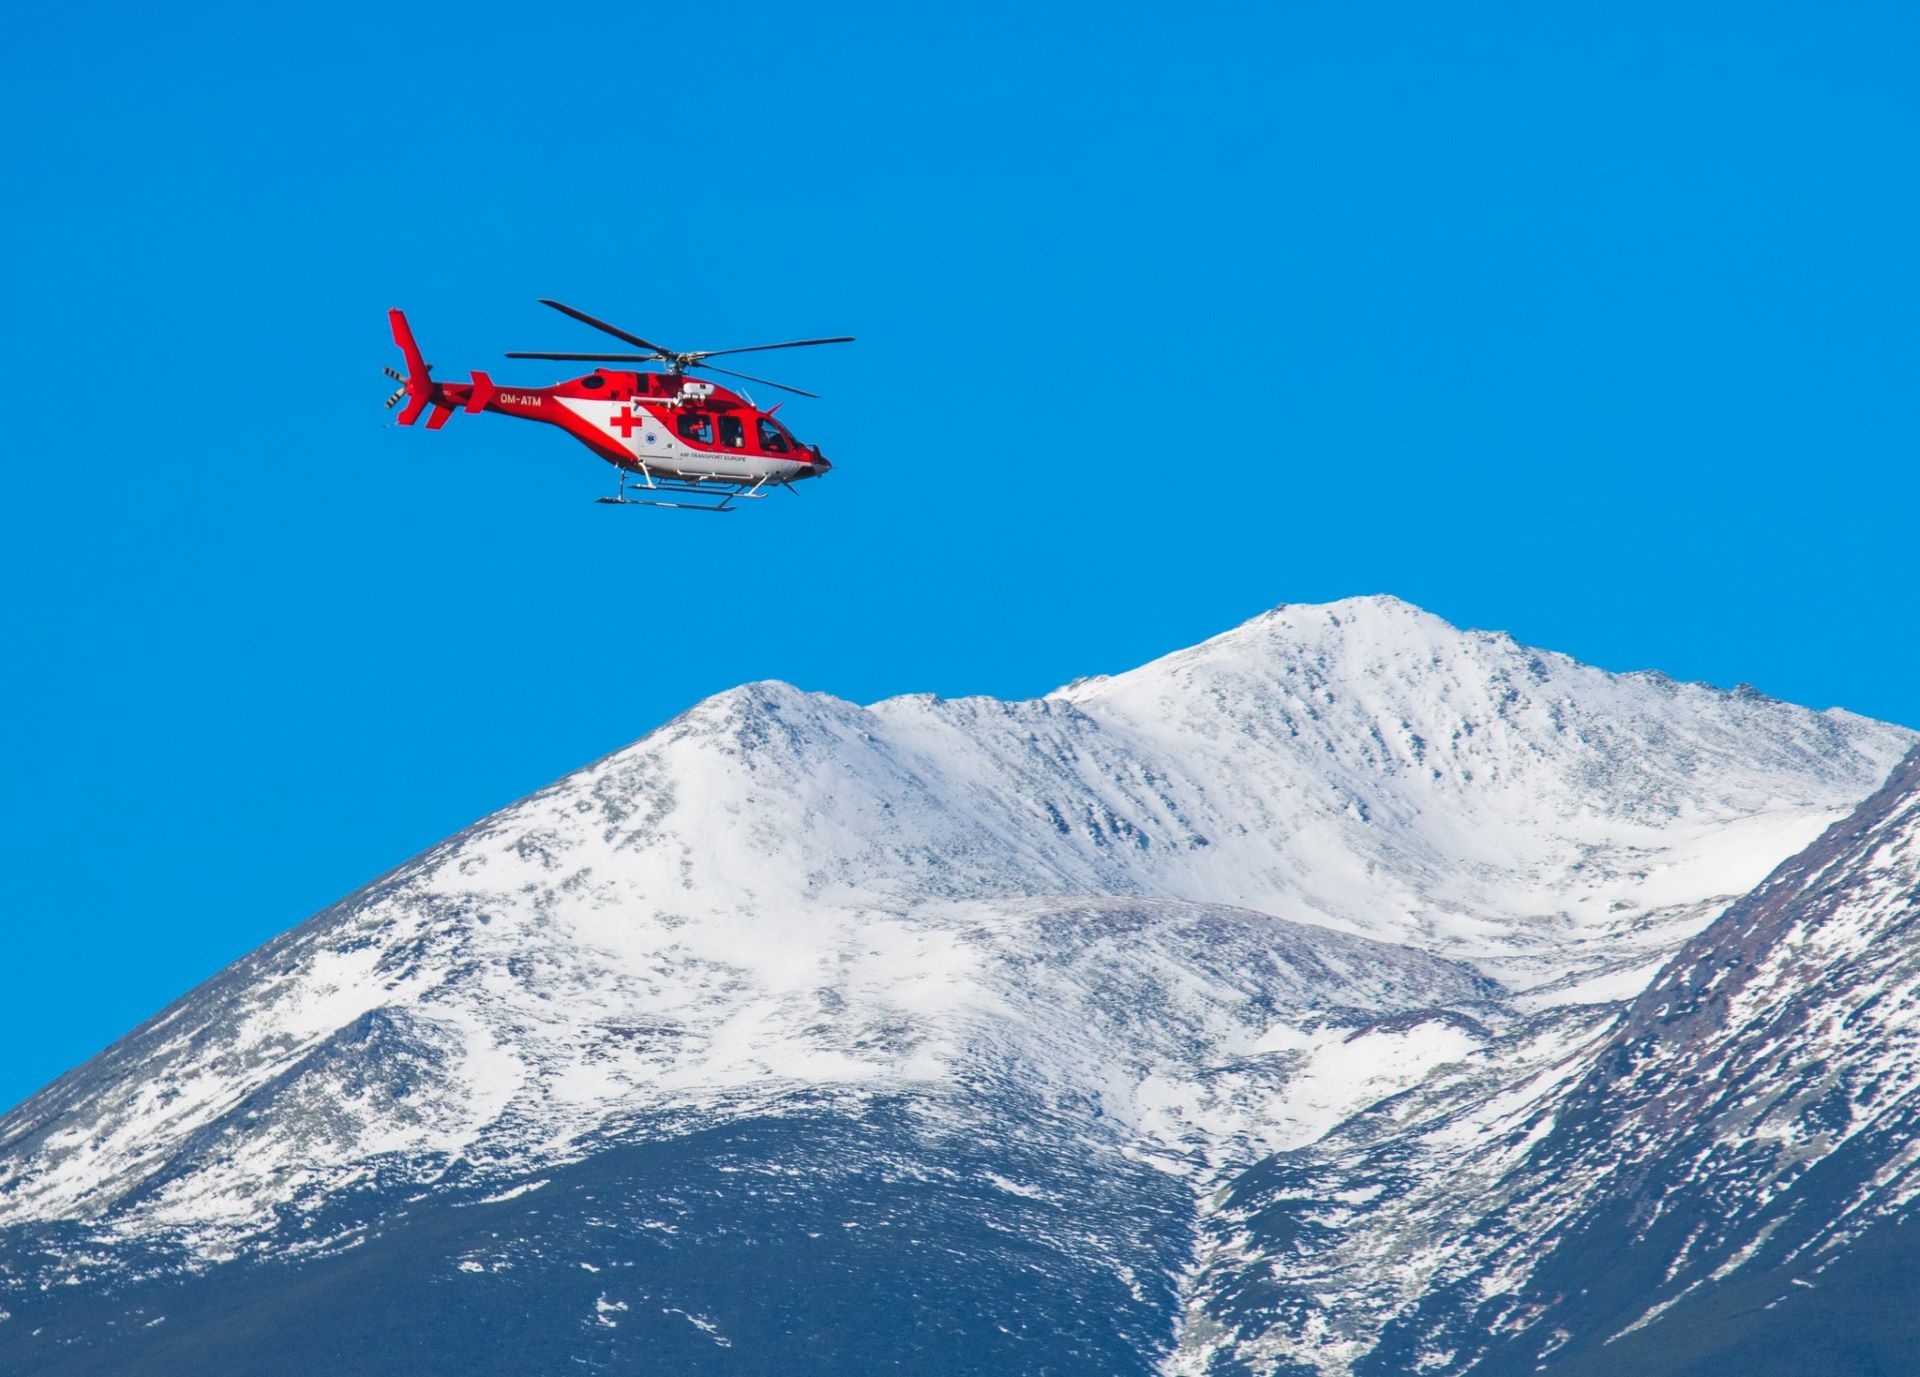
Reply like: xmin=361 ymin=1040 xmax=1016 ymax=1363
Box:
xmin=1459 ymin=744 xmax=1920 ymax=1375
xmin=1166 ymin=746 xmax=1920 ymax=1375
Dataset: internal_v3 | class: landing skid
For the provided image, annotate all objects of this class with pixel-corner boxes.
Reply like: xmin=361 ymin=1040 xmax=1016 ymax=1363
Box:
xmin=596 ymin=467 xmax=782 ymax=513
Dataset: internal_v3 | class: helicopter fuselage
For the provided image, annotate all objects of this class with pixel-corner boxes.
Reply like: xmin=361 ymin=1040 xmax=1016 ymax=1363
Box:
xmin=425 ymin=368 xmax=830 ymax=486
xmin=472 ymin=369 xmax=828 ymax=484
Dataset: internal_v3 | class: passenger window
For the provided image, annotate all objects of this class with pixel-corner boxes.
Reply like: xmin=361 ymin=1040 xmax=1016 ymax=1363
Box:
xmin=677 ymin=412 xmax=713 ymax=444
xmin=756 ymin=418 xmax=791 ymax=453
xmin=719 ymin=415 xmax=746 ymax=448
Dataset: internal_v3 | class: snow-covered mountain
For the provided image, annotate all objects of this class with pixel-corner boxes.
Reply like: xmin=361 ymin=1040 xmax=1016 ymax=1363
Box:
xmin=1 ymin=595 xmax=1912 ymax=1375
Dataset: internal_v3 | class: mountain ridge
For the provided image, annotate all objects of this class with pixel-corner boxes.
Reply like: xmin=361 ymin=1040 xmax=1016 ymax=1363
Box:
xmin=2 ymin=594 xmax=1914 ymax=1376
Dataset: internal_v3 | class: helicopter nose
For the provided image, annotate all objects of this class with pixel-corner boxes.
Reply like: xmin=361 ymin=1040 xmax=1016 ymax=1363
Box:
xmin=810 ymin=449 xmax=832 ymax=473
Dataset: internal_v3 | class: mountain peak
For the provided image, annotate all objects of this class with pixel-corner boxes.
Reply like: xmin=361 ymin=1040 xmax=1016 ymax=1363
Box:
xmin=1055 ymin=594 xmax=1459 ymax=691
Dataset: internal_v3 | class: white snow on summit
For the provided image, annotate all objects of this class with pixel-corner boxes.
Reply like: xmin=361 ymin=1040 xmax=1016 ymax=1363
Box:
xmin=1047 ymin=596 xmax=1908 ymax=989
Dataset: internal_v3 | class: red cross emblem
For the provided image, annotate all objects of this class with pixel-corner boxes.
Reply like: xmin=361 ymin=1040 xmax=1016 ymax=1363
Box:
xmin=608 ymin=407 xmax=642 ymax=438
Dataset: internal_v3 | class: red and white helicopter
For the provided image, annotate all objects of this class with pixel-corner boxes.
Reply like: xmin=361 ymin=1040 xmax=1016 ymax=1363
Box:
xmin=385 ymin=300 xmax=851 ymax=510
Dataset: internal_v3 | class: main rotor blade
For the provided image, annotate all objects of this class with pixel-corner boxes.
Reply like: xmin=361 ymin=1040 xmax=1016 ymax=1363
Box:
xmin=504 ymin=351 xmax=668 ymax=363
xmin=537 ymin=299 xmax=676 ymax=356
xmin=693 ymin=362 xmax=820 ymax=399
xmin=688 ymin=336 xmax=855 ymax=362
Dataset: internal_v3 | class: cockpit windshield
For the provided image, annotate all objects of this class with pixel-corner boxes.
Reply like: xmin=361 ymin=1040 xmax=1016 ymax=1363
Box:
xmin=756 ymin=417 xmax=793 ymax=453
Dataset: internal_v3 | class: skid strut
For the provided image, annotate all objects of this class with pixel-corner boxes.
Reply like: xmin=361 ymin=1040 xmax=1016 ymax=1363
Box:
xmin=595 ymin=465 xmax=777 ymax=512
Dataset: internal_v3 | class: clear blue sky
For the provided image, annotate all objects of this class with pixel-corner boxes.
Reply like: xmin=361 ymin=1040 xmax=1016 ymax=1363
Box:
xmin=2 ymin=3 xmax=1915 ymax=1113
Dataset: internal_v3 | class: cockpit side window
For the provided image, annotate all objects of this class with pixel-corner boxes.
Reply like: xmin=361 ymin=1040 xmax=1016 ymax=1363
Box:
xmin=719 ymin=415 xmax=746 ymax=449
xmin=677 ymin=411 xmax=713 ymax=444
xmin=756 ymin=418 xmax=791 ymax=453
